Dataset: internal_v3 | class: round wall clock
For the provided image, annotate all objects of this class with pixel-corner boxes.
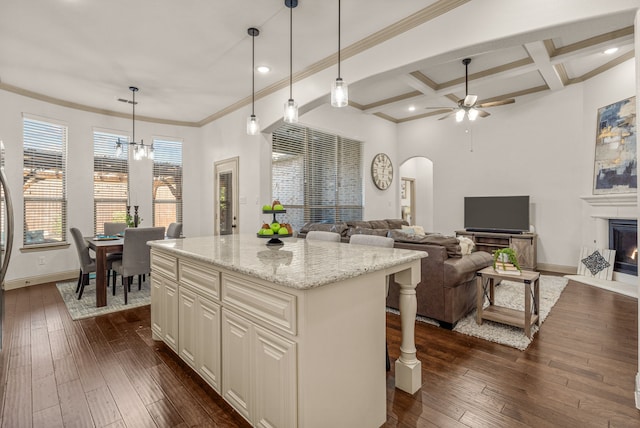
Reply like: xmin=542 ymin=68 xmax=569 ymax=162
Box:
xmin=371 ymin=153 xmax=393 ymax=190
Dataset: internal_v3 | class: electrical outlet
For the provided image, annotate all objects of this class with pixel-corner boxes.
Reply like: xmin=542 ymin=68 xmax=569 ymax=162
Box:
xmin=38 ymin=256 xmax=45 ymax=265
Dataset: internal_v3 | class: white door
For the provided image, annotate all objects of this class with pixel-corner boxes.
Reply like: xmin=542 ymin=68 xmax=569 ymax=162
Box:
xmin=214 ymin=157 xmax=239 ymax=235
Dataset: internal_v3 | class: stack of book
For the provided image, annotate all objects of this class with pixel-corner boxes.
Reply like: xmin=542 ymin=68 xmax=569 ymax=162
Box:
xmin=494 ymin=262 xmax=521 ymax=275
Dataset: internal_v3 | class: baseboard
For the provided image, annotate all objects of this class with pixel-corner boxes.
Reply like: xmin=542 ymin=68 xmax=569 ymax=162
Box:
xmin=537 ymin=263 xmax=576 ymax=275
xmin=5 ymin=270 xmax=78 ymax=290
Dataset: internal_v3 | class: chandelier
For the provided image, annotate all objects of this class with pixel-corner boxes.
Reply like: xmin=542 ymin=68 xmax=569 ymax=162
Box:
xmin=115 ymin=86 xmax=154 ymax=160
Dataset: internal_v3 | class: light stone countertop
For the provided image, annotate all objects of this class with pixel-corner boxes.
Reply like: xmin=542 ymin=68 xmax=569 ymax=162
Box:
xmin=148 ymin=234 xmax=427 ymax=290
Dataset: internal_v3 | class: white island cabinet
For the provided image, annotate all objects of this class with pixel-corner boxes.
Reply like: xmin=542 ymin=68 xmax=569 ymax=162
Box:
xmin=149 ymin=235 xmax=426 ymax=428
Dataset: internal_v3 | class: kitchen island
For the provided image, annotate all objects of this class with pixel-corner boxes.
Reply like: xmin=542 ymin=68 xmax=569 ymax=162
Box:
xmin=148 ymin=234 xmax=426 ymax=428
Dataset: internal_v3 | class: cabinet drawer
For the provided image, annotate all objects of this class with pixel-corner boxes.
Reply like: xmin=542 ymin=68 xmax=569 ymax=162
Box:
xmin=179 ymin=259 xmax=220 ymax=301
xmin=151 ymin=250 xmax=178 ymax=280
xmin=222 ymin=274 xmax=297 ymax=336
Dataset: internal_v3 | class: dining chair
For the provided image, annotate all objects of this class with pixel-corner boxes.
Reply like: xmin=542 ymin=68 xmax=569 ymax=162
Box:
xmin=70 ymin=227 xmax=96 ymax=300
xmin=166 ymin=222 xmax=183 ymax=238
xmin=70 ymin=227 xmax=119 ymax=300
xmin=306 ymin=230 xmax=341 ymax=242
xmin=110 ymin=227 xmax=165 ymax=304
xmin=349 ymin=234 xmax=395 ymax=371
xmin=104 ymin=222 xmax=128 ymax=236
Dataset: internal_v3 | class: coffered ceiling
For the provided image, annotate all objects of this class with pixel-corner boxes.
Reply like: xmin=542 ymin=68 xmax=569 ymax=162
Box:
xmin=0 ymin=0 xmax=636 ymax=126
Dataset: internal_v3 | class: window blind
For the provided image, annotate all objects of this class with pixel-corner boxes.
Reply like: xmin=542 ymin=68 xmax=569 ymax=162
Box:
xmin=94 ymin=131 xmax=128 ymax=235
xmin=272 ymin=123 xmax=363 ymax=231
xmin=152 ymin=138 xmax=183 ymax=230
xmin=23 ymin=117 xmax=67 ymax=246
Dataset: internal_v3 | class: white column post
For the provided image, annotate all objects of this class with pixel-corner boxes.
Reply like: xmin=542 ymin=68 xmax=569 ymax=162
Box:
xmin=634 ymin=7 xmax=640 ymax=411
xmin=392 ymin=260 xmax=422 ymax=394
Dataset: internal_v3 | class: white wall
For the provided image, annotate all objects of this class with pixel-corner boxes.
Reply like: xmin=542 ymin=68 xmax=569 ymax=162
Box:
xmin=0 ymin=90 xmax=201 ymax=284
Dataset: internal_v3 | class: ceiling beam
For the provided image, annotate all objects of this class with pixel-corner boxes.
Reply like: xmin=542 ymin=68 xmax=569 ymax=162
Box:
xmin=546 ymin=26 xmax=634 ymax=64
xmin=524 ymin=41 xmax=565 ymax=91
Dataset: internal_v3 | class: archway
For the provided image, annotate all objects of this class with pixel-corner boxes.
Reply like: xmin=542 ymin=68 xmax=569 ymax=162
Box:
xmin=399 ymin=157 xmax=433 ymax=232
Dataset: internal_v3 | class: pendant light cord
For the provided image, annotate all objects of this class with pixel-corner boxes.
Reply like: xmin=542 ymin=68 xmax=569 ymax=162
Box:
xmin=252 ymin=32 xmax=255 ymax=115
xmin=337 ymin=0 xmax=341 ymax=79
xmin=132 ymin=89 xmax=136 ymax=143
xmin=289 ymin=4 xmax=293 ymax=100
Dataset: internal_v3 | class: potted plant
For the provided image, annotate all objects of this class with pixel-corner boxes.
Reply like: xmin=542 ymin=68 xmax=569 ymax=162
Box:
xmin=493 ymin=248 xmax=521 ymax=275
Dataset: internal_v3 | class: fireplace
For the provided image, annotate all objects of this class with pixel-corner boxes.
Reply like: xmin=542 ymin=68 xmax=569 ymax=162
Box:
xmin=608 ymin=219 xmax=638 ymax=276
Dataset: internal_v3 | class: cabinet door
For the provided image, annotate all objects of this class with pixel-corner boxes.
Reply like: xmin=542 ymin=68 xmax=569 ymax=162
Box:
xmin=163 ymin=282 xmax=179 ymax=352
xmin=150 ymin=276 xmax=163 ymax=339
xmin=179 ymin=286 xmax=197 ymax=368
xmin=222 ymin=309 xmax=252 ymax=423
xmin=253 ymin=325 xmax=297 ymax=428
xmin=511 ymin=236 xmax=536 ymax=270
xmin=197 ymin=297 xmax=221 ymax=393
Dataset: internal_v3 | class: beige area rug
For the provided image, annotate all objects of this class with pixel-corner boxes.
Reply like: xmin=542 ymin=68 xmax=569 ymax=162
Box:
xmin=389 ymin=275 xmax=568 ymax=351
xmin=56 ymin=275 xmax=150 ymax=320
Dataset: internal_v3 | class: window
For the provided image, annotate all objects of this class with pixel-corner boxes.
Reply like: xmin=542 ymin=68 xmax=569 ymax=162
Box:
xmin=93 ymin=130 xmax=128 ymax=235
xmin=23 ymin=116 xmax=67 ymax=246
xmin=152 ymin=138 xmax=182 ymax=229
xmin=272 ymin=123 xmax=363 ymax=231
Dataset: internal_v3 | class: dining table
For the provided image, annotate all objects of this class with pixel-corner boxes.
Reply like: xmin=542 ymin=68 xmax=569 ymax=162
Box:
xmin=86 ymin=236 xmax=124 ymax=307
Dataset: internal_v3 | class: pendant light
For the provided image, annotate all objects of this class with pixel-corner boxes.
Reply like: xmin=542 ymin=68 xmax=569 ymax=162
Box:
xmin=247 ymin=27 xmax=261 ymax=135
xmin=331 ymin=0 xmax=348 ymax=107
xmin=283 ymin=0 xmax=298 ymax=123
xmin=115 ymin=86 xmax=154 ymax=160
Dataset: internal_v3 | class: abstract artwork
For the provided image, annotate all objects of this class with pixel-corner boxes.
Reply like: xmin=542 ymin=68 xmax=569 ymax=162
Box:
xmin=593 ymin=96 xmax=636 ymax=194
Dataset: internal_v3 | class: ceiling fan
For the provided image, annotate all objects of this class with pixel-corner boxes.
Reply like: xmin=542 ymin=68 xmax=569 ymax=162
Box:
xmin=426 ymin=58 xmax=515 ymax=121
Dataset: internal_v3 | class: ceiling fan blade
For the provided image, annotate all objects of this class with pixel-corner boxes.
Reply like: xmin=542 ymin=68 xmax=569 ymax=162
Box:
xmin=424 ymin=106 xmax=455 ymax=110
xmin=438 ymin=110 xmax=458 ymax=120
xmin=463 ymin=94 xmax=477 ymax=107
xmin=476 ymin=98 xmax=515 ymax=108
xmin=477 ymin=109 xmax=490 ymax=118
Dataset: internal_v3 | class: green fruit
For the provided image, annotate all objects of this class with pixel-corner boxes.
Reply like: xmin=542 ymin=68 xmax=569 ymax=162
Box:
xmin=270 ymin=222 xmax=280 ymax=232
xmin=258 ymin=228 xmax=264 ymax=235
xmin=278 ymin=227 xmax=288 ymax=235
xmin=262 ymin=204 xmax=272 ymax=211
xmin=263 ymin=229 xmax=274 ymax=236
xmin=273 ymin=204 xmax=284 ymax=211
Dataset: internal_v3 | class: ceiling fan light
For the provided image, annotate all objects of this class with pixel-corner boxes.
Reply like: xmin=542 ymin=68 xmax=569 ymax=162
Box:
xmin=468 ymin=108 xmax=479 ymax=121
xmin=331 ymin=78 xmax=348 ymax=107
xmin=455 ymin=109 xmax=465 ymax=122
xmin=284 ymin=99 xmax=298 ymax=123
xmin=247 ymin=114 xmax=261 ymax=135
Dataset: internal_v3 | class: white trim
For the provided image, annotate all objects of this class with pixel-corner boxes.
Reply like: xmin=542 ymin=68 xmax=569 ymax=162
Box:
xmin=581 ymin=194 xmax=637 ymax=207
xmin=5 ymin=269 xmax=77 ymax=290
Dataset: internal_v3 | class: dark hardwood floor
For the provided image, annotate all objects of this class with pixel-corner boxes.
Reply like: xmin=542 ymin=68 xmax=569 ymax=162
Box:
xmin=0 ymin=279 xmax=638 ymax=427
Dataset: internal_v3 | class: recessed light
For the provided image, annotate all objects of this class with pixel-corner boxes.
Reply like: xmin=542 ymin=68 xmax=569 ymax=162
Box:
xmin=408 ymin=106 xmax=416 ymax=112
xmin=256 ymin=65 xmax=270 ymax=73
xmin=604 ymin=47 xmax=619 ymax=55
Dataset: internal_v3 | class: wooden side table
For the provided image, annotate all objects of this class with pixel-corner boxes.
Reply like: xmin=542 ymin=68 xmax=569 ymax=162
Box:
xmin=475 ymin=267 xmax=541 ymax=338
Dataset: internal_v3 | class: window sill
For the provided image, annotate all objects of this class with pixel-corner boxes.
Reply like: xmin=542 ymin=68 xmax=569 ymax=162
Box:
xmin=20 ymin=242 xmax=71 ymax=253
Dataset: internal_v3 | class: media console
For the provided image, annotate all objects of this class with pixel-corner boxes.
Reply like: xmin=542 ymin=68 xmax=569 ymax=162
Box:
xmin=456 ymin=230 xmax=538 ymax=270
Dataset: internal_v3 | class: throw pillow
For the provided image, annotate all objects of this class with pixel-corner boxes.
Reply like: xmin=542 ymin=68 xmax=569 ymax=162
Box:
xmin=401 ymin=225 xmax=426 ymax=236
xmin=581 ymin=250 xmax=611 ymax=276
xmin=457 ymin=236 xmax=475 ymax=255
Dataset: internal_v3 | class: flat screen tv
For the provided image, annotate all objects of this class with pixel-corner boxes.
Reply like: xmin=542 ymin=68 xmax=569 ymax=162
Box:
xmin=464 ymin=196 xmax=530 ymax=234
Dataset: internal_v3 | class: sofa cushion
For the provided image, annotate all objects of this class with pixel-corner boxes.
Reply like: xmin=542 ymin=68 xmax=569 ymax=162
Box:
xmin=388 ymin=230 xmax=461 ymax=257
xmin=308 ymin=222 xmax=348 ymax=236
xmin=385 ymin=219 xmax=407 ymax=229
xmin=369 ymin=220 xmax=390 ymax=229
xmin=353 ymin=226 xmax=389 ymax=237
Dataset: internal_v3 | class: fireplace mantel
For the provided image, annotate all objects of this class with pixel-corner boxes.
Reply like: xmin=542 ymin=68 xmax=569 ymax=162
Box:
xmin=581 ymin=194 xmax=637 ymax=207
